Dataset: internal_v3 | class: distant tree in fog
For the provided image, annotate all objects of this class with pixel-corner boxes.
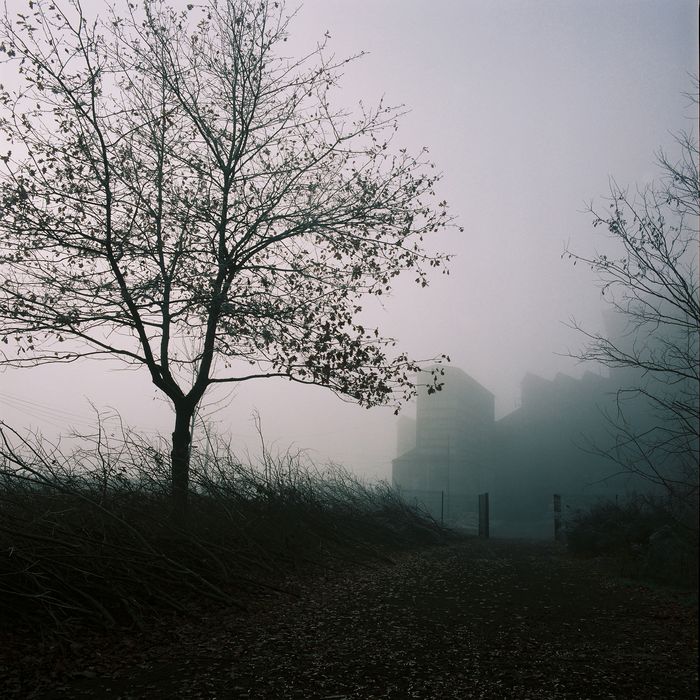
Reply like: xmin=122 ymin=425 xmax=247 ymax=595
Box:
xmin=566 ymin=85 xmax=699 ymax=508
xmin=0 ymin=0 xmax=454 ymax=521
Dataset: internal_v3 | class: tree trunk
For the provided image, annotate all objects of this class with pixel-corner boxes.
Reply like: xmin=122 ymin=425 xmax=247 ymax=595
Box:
xmin=171 ymin=404 xmax=194 ymax=525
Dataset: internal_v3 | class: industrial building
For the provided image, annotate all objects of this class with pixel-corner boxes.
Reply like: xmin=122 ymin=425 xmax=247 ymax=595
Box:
xmin=392 ymin=365 xmax=648 ymax=536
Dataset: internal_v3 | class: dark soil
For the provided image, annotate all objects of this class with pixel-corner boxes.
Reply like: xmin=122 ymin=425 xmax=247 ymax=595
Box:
xmin=3 ymin=537 xmax=698 ymax=699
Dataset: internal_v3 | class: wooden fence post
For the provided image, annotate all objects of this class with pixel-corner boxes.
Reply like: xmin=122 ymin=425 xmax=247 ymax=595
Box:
xmin=478 ymin=492 xmax=489 ymax=538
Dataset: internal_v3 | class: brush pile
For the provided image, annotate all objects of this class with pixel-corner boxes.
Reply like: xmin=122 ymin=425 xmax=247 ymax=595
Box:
xmin=0 ymin=420 xmax=447 ymax=634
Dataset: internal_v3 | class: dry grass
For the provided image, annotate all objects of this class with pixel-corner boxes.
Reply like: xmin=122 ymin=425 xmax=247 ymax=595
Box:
xmin=0 ymin=419 xmax=449 ymax=636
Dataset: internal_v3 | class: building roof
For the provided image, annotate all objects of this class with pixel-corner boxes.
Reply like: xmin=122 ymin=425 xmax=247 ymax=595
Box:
xmin=421 ymin=365 xmax=495 ymax=400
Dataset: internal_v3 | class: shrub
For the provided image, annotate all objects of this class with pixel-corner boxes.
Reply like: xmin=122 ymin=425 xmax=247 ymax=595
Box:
xmin=565 ymin=495 xmax=698 ymax=587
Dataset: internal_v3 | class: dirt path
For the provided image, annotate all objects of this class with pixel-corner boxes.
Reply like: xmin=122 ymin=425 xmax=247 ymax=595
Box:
xmin=23 ymin=538 xmax=700 ymax=698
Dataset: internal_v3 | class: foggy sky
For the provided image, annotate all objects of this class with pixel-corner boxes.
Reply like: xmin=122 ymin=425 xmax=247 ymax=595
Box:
xmin=1 ymin=0 xmax=697 ymax=480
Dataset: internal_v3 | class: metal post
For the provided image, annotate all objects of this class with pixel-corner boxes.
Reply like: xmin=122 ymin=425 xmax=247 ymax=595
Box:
xmin=553 ymin=493 xmax=562 ymax=541
xmin=446 ymin=434 xmax=451 ymax=523
xmin=478 ymin=492 xmax=489 ymax=538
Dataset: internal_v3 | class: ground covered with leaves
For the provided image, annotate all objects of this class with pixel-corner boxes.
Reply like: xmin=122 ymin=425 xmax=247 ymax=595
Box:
xmin=4 ymin=537 xmax=697 ymax=699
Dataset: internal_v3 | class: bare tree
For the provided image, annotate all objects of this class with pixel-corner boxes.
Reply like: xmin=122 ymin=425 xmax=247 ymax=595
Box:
xmin=565 ymin=92 xmax=699 ymax=506
xmin=0 ymin=0 xmax=455 ymax=520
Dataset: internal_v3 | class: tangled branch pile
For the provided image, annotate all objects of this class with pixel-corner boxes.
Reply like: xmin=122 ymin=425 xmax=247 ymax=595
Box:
xmin=0 ymin=421 xmax=447 ymax=634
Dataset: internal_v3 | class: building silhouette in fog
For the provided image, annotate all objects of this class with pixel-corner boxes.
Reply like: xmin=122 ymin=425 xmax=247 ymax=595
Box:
xmin=392 ymin=365 xmax=648 ymax=535
xmin=392 ymin=367 xmax=494 ymax=495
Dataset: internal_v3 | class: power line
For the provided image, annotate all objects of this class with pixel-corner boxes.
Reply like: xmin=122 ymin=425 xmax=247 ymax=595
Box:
xmin=0 ymin=393 xmax=96 ymax=430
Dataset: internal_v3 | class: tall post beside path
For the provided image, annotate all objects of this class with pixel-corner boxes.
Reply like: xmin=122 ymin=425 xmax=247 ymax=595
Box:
xmin=478 ymin=492 xmax=490 ymax=538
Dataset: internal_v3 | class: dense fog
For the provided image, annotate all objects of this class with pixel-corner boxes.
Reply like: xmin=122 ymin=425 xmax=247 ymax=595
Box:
xmin=1 ymin=0 xmax=697 ymax=484
xmin=1 ymin=4 xmax=697 ymax=696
